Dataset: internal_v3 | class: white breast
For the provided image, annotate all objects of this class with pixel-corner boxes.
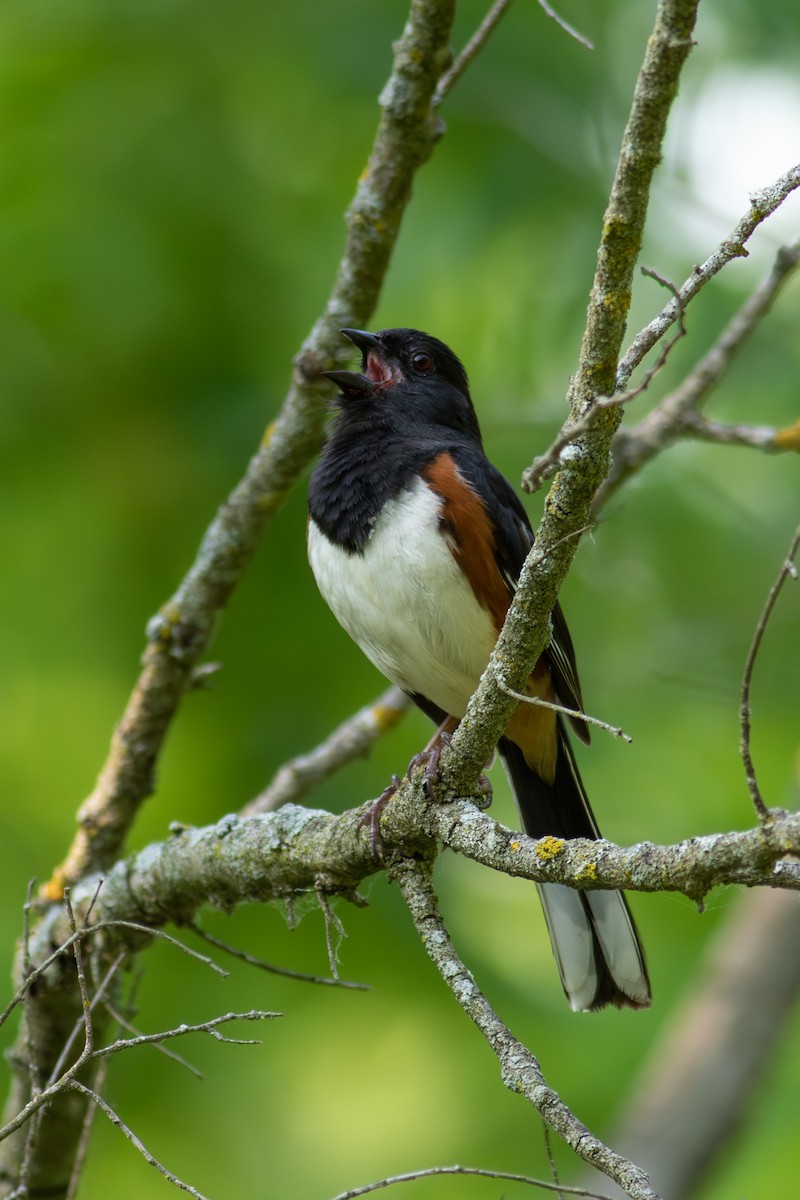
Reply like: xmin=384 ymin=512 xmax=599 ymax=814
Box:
xmin=308 ymin=477 xmax=498 ymax=718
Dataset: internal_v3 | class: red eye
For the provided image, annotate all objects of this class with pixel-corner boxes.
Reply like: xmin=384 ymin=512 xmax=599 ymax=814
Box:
xmin=411 ymin=352 xmax=433 ymax=374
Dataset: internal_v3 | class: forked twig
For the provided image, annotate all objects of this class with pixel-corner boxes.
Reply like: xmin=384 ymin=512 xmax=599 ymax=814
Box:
xmin=433 ymin=0 xmax=515 ymax=106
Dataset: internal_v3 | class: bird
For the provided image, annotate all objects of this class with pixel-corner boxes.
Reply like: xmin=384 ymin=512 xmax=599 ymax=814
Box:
xmin=307 ymin=326 xmax=651 ymax=1012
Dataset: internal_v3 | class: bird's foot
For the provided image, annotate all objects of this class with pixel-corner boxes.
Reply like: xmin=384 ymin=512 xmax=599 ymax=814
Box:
xmin=409 ymin=732 xmax=493 ymax=808
xmin=407 ymin=730 xmax=453 ymax=798
xmin=360 ymin=774 xmax=402 ymax=863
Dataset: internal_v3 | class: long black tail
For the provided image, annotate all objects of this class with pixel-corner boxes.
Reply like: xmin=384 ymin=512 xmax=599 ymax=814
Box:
xmin=499 ymin=725 xmax=650 ymax=1012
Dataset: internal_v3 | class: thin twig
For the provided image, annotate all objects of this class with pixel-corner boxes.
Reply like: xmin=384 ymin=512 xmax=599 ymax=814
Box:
xmin=91 ymin=1011 xmax=278 ymax=1059
xmin=740 ymin=522 xmax=800 ymax=820
xmin=187 ymin=922 xmax=370 ymax=990
xmin=46 ymin=950 xmax=126 ymax=1088
xmin=316 ymin=888 xmax=345 ymax=981
xmin=432 ymin=0 xmax=515 ymax=106
xmin=496 ymin=677 xmax=633 ymax=742
xmin=0 ymin=919 xmax=229 ymax=1033
xmin=537 ymin=0 xmax=594 ymax=50
xmin=68 ymin=1080 xmax=211 ymax=1200
xmin=524 ymin=264 xmax=686 ymax=492
xmin=541 ymin=1119 xmax=567 ymax=1200
xmin=330 ymin=1162 xmax=611 ymax=1199
xmin=596 ymin=239 xmax=800 ymax=511
xmin=101 ymin=1000 xmax=204 ymax=1079
xmin=617 ymin=166 xmax=800 ymax=390
xmin=66 ymin=1054 xmax=109 ymax=1200
xmin=0 ymin=1012 xmax=277 ymax=1144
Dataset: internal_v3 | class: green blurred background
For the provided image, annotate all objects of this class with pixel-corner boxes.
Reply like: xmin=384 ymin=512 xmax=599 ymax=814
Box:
xmin=1 ymin=0 xmax=798 ymax=1196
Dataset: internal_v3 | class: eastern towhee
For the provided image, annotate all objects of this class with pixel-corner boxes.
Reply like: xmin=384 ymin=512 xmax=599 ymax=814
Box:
xmin=307 ymin=327 xmax=650 ymax=1012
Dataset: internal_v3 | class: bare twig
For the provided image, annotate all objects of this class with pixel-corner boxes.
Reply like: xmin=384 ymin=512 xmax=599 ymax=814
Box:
xmin=92 ymin=1010 xmax=278 ymax=1058
xmin=678 ymin=412 xmax=799 ymax=450
xmin=0 ymin=1011 xmax=276 ymax=1145
xmin=187 ymin=921 xmax=370 ymax=990
xmin=243 ymin=687 xmax=410 ymax=816
xmin=537 ymin=0 xmax=594 ymax=50
xmin=101 ymin=1001 xmax=204 ymax=1079
xmin=525 ymin=262 xmax=687 ymax=492
xmin=392 ymin=861 xmax=661 ymax=1200
xmin=0 ymin=919 xmax=230 ymax=1033
xmin=740 ymin=522 xmax=800 ymax=820
xmin=596 ymin=239 xmax=800 ymax=510
xmin=316 ymin=888 xmax=345 ymax=981
xmin=432 ymin=0 xmax=515 ymax=106
xmin=542 ymin=1120 xmax=567 ymax=1200
xmin=331 ymin=1162 xmax=611 ymax=1198
xmin=66 ymin=1054 xmax=109 ymax=1200
xmin=617 ymin=169 xmax=800 ymax=391
xmin=496 ymin=677 xmax=633 ymax=742
xmin=46 ymin=950 xmax=126 ymax=1089
xmin=68 ymin=1080 xmax=210 ymax=1200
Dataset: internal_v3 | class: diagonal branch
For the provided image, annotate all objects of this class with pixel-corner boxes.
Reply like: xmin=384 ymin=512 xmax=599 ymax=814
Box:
xmin=616 ymin=167 xmax=800 ymax=391
xmin=438 ymin=0 xmax=701 ymax=798
xmin=49 ymin=0 xmax=458 ymax=891
xmin=392 ymin=860 xmax=661 ymax=1200
xmin=595 ymin=237 xmax=800 ymax=510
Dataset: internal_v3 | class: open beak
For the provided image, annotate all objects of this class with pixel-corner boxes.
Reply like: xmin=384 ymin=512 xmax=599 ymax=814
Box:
xmin=340 ymin=328 xmax=380 ymax=353
xmin=320 ymin=368 xmax=372 ymax=393
xmin=320 ymin=328 xmax=389 ymax=394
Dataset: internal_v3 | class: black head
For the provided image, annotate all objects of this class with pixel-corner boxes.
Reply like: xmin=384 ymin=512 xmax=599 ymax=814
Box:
xmin=321 ymin=327 xmax=481 ymax=443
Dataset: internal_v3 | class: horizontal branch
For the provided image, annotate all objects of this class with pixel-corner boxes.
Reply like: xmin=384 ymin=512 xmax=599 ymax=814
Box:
xmin=45 ymin=796 xmax=800 ymax=951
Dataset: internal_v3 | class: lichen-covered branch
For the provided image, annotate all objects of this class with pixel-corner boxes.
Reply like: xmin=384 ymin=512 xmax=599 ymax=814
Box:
xmin=51 ymin=0 xmax=457 ymax=891
xmin=439 ymin=0 xmax=700 ymax=797
xmin=38 ymin=800 xmax=800 ymax=949
xmin=393 ymin=860 xmax=662 ymax=1200
xmin=6 ymin=786 xmax=798 ymax=1194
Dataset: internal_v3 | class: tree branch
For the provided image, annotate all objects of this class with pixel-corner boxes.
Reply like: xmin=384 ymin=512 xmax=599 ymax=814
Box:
xmin=29 ymin=801 xmax=800 ymax=956
xmin=439 ymin=0 xmax=700 ymax=799
xmin=595 ymin=237 xmax=800 ymax=509
xmin=48 ymin=0 xmax=458 ymax=892
xmin=392 ymin=860 xmax=661 ymax=1200
xmin=616 ymin=168 xmax=800 ymax=391
xmin=739 ymin=522 xmax=800 ymax=820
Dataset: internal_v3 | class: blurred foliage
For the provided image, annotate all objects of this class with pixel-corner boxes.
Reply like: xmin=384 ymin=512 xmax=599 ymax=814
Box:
xmin=1 ymin=0 xmax=798 ymax=1197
